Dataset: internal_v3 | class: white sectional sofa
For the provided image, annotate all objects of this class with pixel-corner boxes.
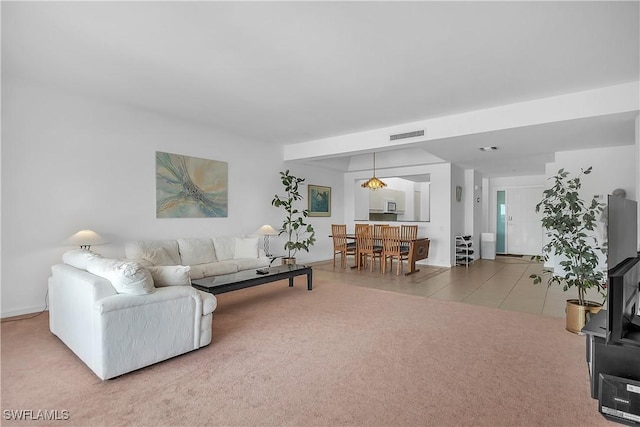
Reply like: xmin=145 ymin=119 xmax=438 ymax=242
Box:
xmin=49 ymin=236 xmax=268 ymax=380
xmin=124 ymin=236 xmax=270 ymax=278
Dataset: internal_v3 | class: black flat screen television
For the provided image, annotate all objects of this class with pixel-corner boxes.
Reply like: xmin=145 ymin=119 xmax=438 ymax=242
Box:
xmin=607 ymin=257 xmax=640 ymax=346
xmin=606 ymin=196 xmax=640 ymax=347
xmin=607 ymin=195 xmax=638 ymax=269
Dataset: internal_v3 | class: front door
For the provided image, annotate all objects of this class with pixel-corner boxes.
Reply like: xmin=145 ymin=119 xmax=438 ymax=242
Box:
xmin=495 ymin=187 xmax=543 ymax=256
xmin=506 ymin=187 xmax=543 ymax=255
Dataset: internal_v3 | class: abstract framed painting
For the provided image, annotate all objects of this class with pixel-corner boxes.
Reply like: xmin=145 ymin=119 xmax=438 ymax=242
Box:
xmin=156 ymin=151 xmax=228 ymax=218
xmin=308 ymin=184 xmax=331 ymax=217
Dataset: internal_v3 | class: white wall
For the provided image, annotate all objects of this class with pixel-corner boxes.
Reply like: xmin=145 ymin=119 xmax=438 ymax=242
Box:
xmin=450 ymin=164 xmax=466 ymax=262
xmin=344 ymin=163 xmax=453 ymax=267
xmin=484 ymin=146 xmax=636 ymax=258
xmin=544 ymin=145 xmax=637 ymax=269
xmin=548 ymin=146 xmax=637 ymax=203
xmin=281 ymin=162 xmax=345 ymax=263
xmin=417 ymin=182 xmax=431 ymax=222
xmin=1 ymin=80 xmax=341 ymax=317
xmin=464 ymin=170 xmax=483 ymax=260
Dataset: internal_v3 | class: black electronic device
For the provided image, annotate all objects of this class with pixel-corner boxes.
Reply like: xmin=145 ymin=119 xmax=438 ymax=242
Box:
xmin=606 ymin=196 xmax=640 ymax=347
xmin=608 ymin=195 xmax=638 ymax=271
xmin=599 ymin=374 xmax=640 ymax=425
xmin=607 ymin=257 xmax=640 ymax=346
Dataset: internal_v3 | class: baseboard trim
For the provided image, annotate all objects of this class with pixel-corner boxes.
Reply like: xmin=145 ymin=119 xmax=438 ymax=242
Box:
xmin=1 ymin=306 xmax=48 ymax=320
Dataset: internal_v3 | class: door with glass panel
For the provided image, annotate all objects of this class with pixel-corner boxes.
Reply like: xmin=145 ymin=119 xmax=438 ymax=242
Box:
xmin=496 ymin=188 xmax=543 ymax=255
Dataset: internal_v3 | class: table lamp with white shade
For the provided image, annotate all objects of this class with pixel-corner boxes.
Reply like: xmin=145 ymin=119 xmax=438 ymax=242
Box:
xmin=254 ymin=224 xmax=278 ymax=257
xmin=63 ymin=229 xmax=109 ymax=250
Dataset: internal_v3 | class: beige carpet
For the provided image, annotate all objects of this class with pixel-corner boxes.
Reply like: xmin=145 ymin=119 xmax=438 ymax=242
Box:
xmin=1 ymin=276 xmax=609 ymax=426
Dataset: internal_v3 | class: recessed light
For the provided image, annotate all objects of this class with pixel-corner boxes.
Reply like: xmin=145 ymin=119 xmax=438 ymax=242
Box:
xmin=479 ymin=146 xmax=499 ymax=152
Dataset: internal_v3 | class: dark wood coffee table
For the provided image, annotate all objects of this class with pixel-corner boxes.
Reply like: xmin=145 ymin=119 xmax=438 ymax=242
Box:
xmin=191 ymin=264 xmax=312 ymax=295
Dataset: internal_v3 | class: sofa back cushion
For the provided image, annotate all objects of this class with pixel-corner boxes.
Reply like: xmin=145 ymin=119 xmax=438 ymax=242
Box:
xmin=177 ymin=238 xmax=217 ymax=265
xmin=62 ymin=249 xmax=102 ymax=270
xmin=86 ymin=258 xmax=155 ymax=295
xmin=212 ymin=236 xmax=236 ymax=261
xmin=125 ymin=240 xmax=181 ymax=266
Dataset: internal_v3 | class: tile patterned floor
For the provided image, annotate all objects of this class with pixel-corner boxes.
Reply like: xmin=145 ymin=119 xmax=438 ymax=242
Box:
xmin=311 ymin=255 xmax=606 ymax=318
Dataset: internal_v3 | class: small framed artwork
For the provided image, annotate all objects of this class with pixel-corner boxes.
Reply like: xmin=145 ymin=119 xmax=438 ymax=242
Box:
xmin=308 ymin=185 xmax=331 ymax=217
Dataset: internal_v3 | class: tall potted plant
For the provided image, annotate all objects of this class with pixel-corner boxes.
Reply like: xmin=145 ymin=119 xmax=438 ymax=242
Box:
xmin=530 ymin=166 xmax=607 ymax=333
xmin=272 ymin=170 xmax=316 ymax=264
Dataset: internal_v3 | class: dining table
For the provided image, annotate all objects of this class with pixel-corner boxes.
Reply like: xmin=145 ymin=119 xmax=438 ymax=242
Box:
xmin=331 ymin=234 xmax=430 ymax=275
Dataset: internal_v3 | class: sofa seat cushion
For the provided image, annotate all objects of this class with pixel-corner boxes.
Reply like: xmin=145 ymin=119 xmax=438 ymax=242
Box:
xmin=86 ymin=258 xmax=155 ymax=295
xmin=178 ymin=238 xmax=216 ymax=265
xmin=189 ymin=261 xmax=238 ymax=280
xmin=232 ymin=257 xmax=270 ymax=271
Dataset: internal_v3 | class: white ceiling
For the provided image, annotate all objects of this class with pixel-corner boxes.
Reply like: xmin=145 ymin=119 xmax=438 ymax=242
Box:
xmin=3 ymin=1 xmax=639 ymax=177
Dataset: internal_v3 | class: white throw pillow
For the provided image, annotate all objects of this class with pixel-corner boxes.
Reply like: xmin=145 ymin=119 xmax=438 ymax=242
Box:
xmin=86 ymin=258 xmax=155 ymax=295
xmin=62 ymin=249 xmax=102 ymax=270
xmin=213 ymin=237 xmax=235 ymax=261
xmin=147 ymin=265 xmax=191 ymax=287
xmin=177 ymin=238 xmax=216 ymax=265
xmin=234 ymin=237 xmax=259 ymax=259
xmin=142 ymin=247 xmax=176 ymax=266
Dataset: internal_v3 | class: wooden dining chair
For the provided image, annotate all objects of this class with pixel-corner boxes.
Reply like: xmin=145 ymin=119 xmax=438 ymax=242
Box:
xmin=355 ymin=223 xmax=370 ymax=235
xmin=331 ymin=224 xmax=355 ymax=269
xmin=400 ymin=225 xmax=418 ymax=252
xmin=373 ymin=224 xmax=389 ymax=251
xmin=382 ymin=226 xmax=410 ymax=275
xmin=356 ymin=225 xmax=382 ymax=272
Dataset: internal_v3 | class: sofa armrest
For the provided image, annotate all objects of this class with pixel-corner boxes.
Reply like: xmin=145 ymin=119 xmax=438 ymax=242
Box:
xmin=95 ymin=286 xmax=206 ymax=314
xmin=91 ymin=286 xmax=214 ymax=379
xmin=51 ymin=263 xmax=117 ymax=301
xmin=49 ymin=263 xmax=118 ymax=377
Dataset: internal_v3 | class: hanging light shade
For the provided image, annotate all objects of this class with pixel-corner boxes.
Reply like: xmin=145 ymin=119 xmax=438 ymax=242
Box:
xmin=361 ymin=153 xmax=387 ymax=190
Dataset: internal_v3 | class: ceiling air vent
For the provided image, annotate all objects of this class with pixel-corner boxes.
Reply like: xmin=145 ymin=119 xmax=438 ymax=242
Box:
xmin=390 ymin=130 xmax=424 ymax=141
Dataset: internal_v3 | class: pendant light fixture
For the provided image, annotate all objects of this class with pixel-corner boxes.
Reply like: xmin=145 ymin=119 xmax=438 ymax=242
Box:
xmin=361 ymin=153 xmax=387 ymax=190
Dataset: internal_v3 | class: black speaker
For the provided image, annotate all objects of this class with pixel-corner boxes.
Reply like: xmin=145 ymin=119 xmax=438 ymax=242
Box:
xmin=599 ymin=373 xmax=640 ymax=425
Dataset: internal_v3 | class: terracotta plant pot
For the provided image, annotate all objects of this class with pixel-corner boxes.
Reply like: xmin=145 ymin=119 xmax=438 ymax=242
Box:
xmin=565 ymin=299 xmax=603 ymax=334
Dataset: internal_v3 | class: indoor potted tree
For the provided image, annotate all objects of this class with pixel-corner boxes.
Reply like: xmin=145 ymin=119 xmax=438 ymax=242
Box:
xmin=530 ymin=166 xmax=607 ymax=333
xmin=272 ymin=170 xmax=316 ymax=264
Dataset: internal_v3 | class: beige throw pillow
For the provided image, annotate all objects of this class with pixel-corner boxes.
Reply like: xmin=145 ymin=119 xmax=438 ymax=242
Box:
xmin=147 ymin=265 xmax=191 ymax=287
xmin=86 ymin=258 xmax=155 ymax=295
xmin=233 ymin=237 xmax=259 ymax=259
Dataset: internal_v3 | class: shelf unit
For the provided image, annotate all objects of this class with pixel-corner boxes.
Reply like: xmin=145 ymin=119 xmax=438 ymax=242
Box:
xmin=455 ymin=236 xmax=474 ymax=267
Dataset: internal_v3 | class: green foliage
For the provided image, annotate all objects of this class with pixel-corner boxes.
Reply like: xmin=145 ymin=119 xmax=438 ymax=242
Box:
xmin=529 ymin=166 xmax=606 ymax=306
xmin=272 ymin=170 xmax=316 ymax=259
